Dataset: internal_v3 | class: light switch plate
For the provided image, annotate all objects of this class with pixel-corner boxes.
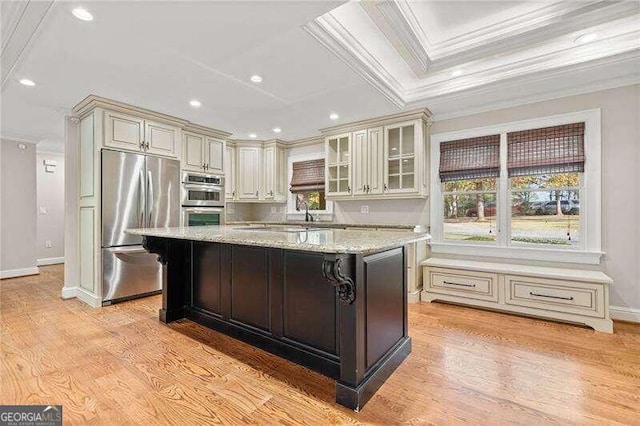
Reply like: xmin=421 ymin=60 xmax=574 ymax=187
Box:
xmin=361 ymin=205 xmax=369 ymax=214
xmin=39 ymin=206 xmax=47 ymax=214
xmin=45 ymin=240 xmax=52 ymax=248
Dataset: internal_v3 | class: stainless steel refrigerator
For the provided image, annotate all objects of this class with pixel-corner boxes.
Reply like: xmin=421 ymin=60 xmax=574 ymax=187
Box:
xmin=101 ymin=149 xmax=180 ymax=305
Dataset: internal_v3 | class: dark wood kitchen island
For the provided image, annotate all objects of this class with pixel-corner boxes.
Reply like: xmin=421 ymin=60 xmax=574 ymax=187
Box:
xmin=126 ymin=225 xmax=429 ymax=410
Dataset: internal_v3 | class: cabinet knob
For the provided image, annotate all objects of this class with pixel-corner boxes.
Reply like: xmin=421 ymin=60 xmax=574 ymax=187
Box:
xmin=256 ymin=190 xmax=259 ymax=197
xmin=384 ymin=184 xmax=388 ymax=192
xmin=347 ymin=186 xmax=351 ymax=193
xmin=232 ymin=190 xmax=235 ymax=197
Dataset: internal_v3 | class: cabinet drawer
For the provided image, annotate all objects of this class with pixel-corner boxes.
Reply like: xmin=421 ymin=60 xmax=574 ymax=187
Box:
xmin=426 ymin=268 xmax=498 ymax=302
xmin=504 ymin=275 xmax=604 ymax=318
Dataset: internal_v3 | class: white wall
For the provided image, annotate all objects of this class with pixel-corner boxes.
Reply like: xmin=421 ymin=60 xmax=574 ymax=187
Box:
xmin=0 ymin=139 xmax=38 ymax=278
xmin=430 ymin=84 xmax=640 ymax=314
xmin=36 ymin=151 xmax=65 ymax=264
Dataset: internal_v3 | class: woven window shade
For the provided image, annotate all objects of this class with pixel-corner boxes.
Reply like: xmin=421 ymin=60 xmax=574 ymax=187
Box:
xmin=507 ymin=122 xmax=585 ymax=177
xmin=439 ymin=135 xmax=501 ymax=182
xmin=290 ymin=159 xmax=325 ymax=193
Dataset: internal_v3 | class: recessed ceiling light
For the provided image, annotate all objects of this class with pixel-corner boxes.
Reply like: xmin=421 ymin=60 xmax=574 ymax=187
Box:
xmin=189 ymin=99 xmax=201 ymax=108
xmin=451 ymin=69 xmax=464 ymax=77
xmin=272 ymin=127 xmax=282 ymax=133
xmin=329 ymin=113 xmax=339 ymax=120
xmin=250 ymin=75 xmax=263 ymax=83
xmin=19 ymin=78 xmax=35 ymax=87
xmin=574 ymin=33 xmax=598 ymax=44
xmin=249 ymin=133 xmax=257 ymax=139
xmin=72 ymin=7 xmax=93 ymax=21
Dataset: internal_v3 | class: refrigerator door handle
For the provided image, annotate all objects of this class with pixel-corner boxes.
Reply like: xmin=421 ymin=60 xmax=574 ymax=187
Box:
xmin=147 ymin=169 xmax=153 ymax=227
xmin=139 ymin=170 xmax=145 ymax=228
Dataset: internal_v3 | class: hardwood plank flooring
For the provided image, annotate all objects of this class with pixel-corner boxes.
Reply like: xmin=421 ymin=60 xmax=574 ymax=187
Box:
xmin=1 ymin=265 xmax=639 ymax=424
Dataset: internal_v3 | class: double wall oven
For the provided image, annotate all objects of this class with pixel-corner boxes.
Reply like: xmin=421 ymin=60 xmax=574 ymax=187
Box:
xmin=182 ymin=172 xmax=225 ymax=226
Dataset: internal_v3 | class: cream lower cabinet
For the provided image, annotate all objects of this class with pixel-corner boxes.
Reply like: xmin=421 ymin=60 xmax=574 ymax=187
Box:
xmin=421 ymin=258 xmax=613 ymax=332
xmin=104 ymin=110 xmax=180 ymax=158
xmin=322 ymin=109 xmax=430 ymax=200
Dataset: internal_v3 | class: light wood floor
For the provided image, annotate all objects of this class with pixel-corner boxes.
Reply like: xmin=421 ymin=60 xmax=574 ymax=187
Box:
xmin=1 ymin=265 xmax=639 ymax=425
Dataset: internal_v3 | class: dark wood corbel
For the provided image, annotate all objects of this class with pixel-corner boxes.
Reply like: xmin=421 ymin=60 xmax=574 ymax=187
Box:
xmin=322 ymin=254 xmax=355 ymax=304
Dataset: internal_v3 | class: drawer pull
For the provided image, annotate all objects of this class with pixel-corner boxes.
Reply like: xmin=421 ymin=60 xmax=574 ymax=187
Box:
xmin=444 ymin=280 xmax=476 ymax=288
xmin=529 ymin=292 xmax=574 ymax=301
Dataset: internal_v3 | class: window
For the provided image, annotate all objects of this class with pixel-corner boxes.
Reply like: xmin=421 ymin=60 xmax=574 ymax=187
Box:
xmin=287 ymin=155 xmax=333 ymax=218
xmin=431 ymin=110 xmax=602 ymax=264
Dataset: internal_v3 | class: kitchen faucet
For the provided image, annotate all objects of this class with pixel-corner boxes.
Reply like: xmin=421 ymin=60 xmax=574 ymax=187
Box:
xmin=299 ymin=200 xmax=314 ymax=222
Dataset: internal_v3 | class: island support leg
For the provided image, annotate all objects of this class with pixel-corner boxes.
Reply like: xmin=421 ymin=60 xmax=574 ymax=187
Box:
xmin=324 ymin=247 xmax=411 ymax=411
xmin=143 ymin=236 xmax=189 ymax=323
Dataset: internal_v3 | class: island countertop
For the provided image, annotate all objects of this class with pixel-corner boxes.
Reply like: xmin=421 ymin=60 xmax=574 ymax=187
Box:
xmin=126 ymin=225 xmax=430 ymax=254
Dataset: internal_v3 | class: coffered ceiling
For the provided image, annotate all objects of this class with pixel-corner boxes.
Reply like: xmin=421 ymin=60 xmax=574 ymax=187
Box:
xmin=1 ymin=0 xmax=639 ymax=152
xmin=305 ymin=0 xmax=640 ymax=109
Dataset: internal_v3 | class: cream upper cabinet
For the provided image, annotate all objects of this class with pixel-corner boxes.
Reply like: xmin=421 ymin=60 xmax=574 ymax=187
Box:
xmin=384 ymin=121 xmax=421 ymax=194
xmin=352 ymin=127 xmax=384 ymax=197
xmin=325 ymin=133 xmax=351 ymax=197
xmin=182 ymin=132 xmax=205 ymax=172
xmin=225 ymin=145 xmax=236 ymax=200
xmin=182 ymin=133 xmax=225 ymax=173
xmin=145 ymin=120 xmax=180 ymax=157
xmin=104 ymin=110 xmax=180 ymax=158
xmin=262 ymin=144 xmax=286 ymax=201
xmin=237 ymin=146 xmax=260 ymax=200
xmin=352 ymin=130 xmax=368 ymax=196
xmin=205 ymin=137 xmax=224 ymax=174
xmin=104 ymin=111 xmax=144 ymax=151
xmin=368 ymin=127 xmax=384 ymax=195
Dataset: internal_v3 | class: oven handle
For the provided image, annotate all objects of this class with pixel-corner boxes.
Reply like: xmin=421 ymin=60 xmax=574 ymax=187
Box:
xmin=182 ymin=207 xmax=225 ymax=213
xmin=183 ymin=184 xmax=224 ymax=192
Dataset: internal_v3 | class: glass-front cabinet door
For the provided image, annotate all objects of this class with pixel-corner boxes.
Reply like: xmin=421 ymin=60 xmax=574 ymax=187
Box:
xmin=326 ymin=133 xmax=351 ymax=197
xmin=384 ymin=121 xmax=420 ymax=194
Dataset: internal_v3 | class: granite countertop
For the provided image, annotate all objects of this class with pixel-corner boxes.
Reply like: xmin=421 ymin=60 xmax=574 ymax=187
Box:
xmin=225 ymin=221 xmax=419 ymax=230
xmin=126 ymin=225 xmax=431 ymax=255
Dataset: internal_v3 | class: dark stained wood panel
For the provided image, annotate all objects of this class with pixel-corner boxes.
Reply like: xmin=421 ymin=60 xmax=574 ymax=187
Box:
xmin=364 ymin=248 xmax=404 ymax=369
xmin=192 ymin=241 xmax=221 ymax=314
xmin=230 ymin=245 xmax=270 ymax=331
xmin=282 ymin=251 xmax=337 ymax=355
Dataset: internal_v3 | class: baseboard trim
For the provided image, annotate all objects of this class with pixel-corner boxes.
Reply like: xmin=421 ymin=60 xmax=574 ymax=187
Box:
xmin=0 ymin=267 xmax=40 ymax=279
xmin=610 ymin=306 xmax=640 ymax=323
xmin=60 ymin=286 xmax=78 ymax=299
xmin=37 ymin=257 xmax=64 ymax=266
xmin=76 ymin=287 xmax=101 ymax=308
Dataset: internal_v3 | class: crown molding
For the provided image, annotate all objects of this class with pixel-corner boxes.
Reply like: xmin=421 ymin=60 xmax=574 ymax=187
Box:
xmin=406 ymin=31 xmax=640 ymax=101
xmin=183 ymin=123 xmax=232 ymax=139
xmin=283 ymin=135 xmax=325 ymax=148
xmin=425 ymin=63 xmax=640 ymax=123
xmin=360 ymin=1 xmax=431 ymax=76
xmin=72 ymin=94 xmax=232 ymax=138
xmin=319 ymin=107 xmax=431 ymax=135
xmin=433 ymin=1 xmax=640 ymax=70
xmin=303 ymin=16 xmax=406 ymax=109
